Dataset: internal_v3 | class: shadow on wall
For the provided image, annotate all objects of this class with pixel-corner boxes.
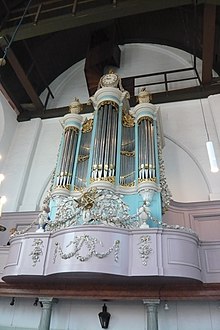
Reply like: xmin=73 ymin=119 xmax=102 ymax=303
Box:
xmin=163 ymin=136 xmax=210 ymax=202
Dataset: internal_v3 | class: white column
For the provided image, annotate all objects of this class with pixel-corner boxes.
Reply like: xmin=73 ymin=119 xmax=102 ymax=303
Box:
xmin=143 ymin=299 xmax=160 ymax=330
xmin=38 ymin=297 xmax=57 ymax=330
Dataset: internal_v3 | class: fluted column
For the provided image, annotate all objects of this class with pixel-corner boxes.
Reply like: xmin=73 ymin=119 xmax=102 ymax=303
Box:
xmin=143 ymin=299 xmax=160 ymax=330
xmin=38 ymin=297 xmax=57 ymax=330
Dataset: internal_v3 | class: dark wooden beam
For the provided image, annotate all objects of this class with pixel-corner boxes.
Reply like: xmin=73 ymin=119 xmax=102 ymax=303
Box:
xmin=1 ymin=279 xmax=220 ymax=301
xmin=5 ymin=48 xmax=44 ymax=113
xmin=16 ymin=81 xmax=220 ymax=121
xmin=202 ymin=4 xmax=216 ymax=84
xmin=0 ymin=0 xmax=194 ymax=41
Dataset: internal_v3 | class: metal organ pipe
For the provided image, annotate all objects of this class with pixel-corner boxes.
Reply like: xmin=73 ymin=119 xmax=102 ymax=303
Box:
xmin=57 ymin=127 xmax=78 ymax=188
xmin=91 ymin=102 xmax=118 ymax=181
xmin=138 ymin=117 xmax=156 ymax=182
xmin=67 ymin=129 xmax=78 ymax=185
xmin=98 ymin=104 xmax=108 ymax=178
xmin=63 ymin=128 xmax=74 ymax=186
xmin=147 ymin=119 xmax=151 ymax=179
xmin=109 ymin=106 xmax=118 ymax=177
xmin=151 ymin=122 xmax=156 ymax=178
xmin=58 ymin=128 xmax=70 ymax=186
xmin=92 ymin=108 xmax=103 ymax=179
xmin=104 ymin=104 xmax=112 ymax=177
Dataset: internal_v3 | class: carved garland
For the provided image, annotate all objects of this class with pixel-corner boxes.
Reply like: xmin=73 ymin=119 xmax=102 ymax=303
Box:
xmin=53 ymin=234 xmax=120 ymax=263
xmin=29 ymin=239 xmax=44 ymax=267
xmin=138 ymin=235 xmax=152 ymax=266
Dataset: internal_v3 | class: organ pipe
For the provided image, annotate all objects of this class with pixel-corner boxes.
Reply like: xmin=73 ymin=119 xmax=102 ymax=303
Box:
xmin=91 ymin=102 xmax=118 ymax=182
xmin=138 ymin=117 xmax=156 ymax=182
xmin=56 ymin=127 xmax=79 ymax=189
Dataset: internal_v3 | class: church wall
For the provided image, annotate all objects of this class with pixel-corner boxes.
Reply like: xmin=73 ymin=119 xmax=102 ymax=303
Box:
xmin=0 ymin=298 xmax=219 ymax=330
xmin=19 ymin=118 xmax=62 ymax=211
xmin=0 ymin=118 xmax=42 ymax=211
xmin=0 ymin=93 xmax=17 ymax=169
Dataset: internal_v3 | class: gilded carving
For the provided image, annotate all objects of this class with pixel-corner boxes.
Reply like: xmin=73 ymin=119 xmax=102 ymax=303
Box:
xmin=74 ymin=188 xmax=98 ymax=210
xmin=120 ymin=150 xmax=135 ymax=157
xmin=78 ymin=155 xmax=89 ymax=162
xmin=122 ymin=112 xmax=135 ymax=127
xmin=64 ymin=126 xmax=79 ymax=133
xmin=82 ymin=118 xmax=93 ymax=133
xmin=99 ymin=100 xmax=118 ymax=110
xmin=137 ymin=116 xmax=153 ymax=125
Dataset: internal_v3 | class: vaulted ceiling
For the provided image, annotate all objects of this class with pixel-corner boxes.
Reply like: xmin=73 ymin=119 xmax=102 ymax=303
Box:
xmin=0 ymin=0 xmax=220 ymax=121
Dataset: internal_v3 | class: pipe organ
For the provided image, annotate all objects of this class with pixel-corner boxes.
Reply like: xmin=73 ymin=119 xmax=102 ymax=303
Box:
xmin=50 ymin=73 xmax=170 ymax=228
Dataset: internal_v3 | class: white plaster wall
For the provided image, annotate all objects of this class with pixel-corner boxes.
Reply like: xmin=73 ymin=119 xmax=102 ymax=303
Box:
xmin=1 ymin=43 xmax=220 ymax=211
xmin=0 ymin=119 xmax=43 ymax=211
xmin=0 ymin=298 xmax=219 ymax=330
xmin=40 ymin=59 xmax=90 ymax=108
xmin=19 ymin=118 xmax=62 ymax=211
xmin=0 ymin=92 xmax=17 ymax=171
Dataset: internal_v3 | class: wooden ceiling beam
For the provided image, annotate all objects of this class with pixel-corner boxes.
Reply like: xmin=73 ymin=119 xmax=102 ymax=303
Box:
xmin=1 ymin=280 xmax=220 ymax=301
xmin=202 ymin=4 xmax=216 ymax=84
xmin=0 ymin=0 xmax=194 ymax=41
xmin=17 ymin=81 xmax=220 ymax=121
xmin=5 ymin=48 xmax=44 ymax=113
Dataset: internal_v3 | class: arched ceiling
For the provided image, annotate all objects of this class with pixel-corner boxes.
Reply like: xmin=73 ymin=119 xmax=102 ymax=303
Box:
xmin=0 ymin=0 xmax=220 ymax=121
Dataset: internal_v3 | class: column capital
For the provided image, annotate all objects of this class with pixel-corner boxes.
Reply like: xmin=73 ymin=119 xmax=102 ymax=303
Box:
xmin=143 ymin=299 xmax=160 ymax=305
xmin=38 ymin=297 xmax=58 ymax=308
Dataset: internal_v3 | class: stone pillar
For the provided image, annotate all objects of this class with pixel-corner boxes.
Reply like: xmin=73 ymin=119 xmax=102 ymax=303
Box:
xmin=38 ymin=297 xmax=56 ymax=330
xmin=143 ymin=299 xmax=160 ymax=330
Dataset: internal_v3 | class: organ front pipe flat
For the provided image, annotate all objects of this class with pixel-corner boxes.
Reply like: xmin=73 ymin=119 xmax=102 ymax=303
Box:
xmin=108 ymin=107 xmax=116 ymax=177
xmin=68 ymin=131 xmax=78 ymax=185
xmin=138 ymin=121 xmax=144 ymax=179
xmin=58 ymin=128 xmax=70 ymax=186
xmin=63 ymin=130 xmax=74 ymax=186
xmin=104 ymin=105 xmax=111 ymax=177
xmin=151 ymin=123 xmax=156 ymax=178
xmin=92 ymin=108 xmax=102 ymax=179
xmin=65 ymin=129 xmax=77 ymax=186
xmin=98 ymin=105 xmax=107 ymax=177
xmin=103 ymin=104 xmax=110 ymax=178
xmin=113 ymin=108 xmax=118 ymax=173
xmin=147 ymin=119 xmax=152 ymax=179
xmin=109 ymin=104 xmax=116 ymax=176
xmin=143 ymin=119 xmax=148 ymax=179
